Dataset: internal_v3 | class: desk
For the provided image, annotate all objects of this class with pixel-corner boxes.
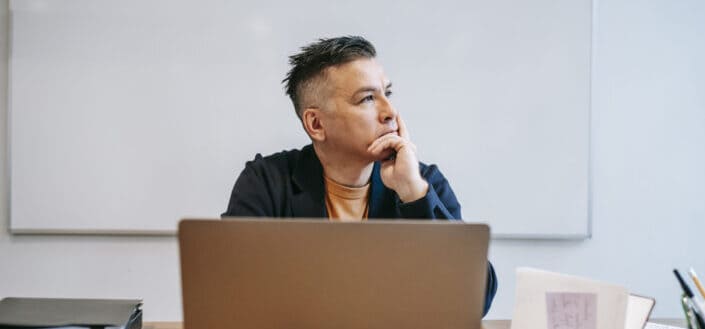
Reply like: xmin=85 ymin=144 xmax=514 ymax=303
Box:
xmin=140 ymin=322 xmax=509 ymax=329
xmin=144 ymin=319 xmax=687 ymax=329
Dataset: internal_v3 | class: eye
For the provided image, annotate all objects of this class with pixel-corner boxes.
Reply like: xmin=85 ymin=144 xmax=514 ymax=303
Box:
xmin=360 ymin=95 xmax=374 ymax=103
xmin=385 ymin=90 xmax=393 ymax=97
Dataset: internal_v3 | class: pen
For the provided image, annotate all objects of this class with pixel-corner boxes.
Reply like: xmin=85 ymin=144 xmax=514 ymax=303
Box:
xmin=690 ymin=268 xmax=705 ymax=301
xmin=675 ymin=269 xmax=705 ymax=329
xmin=676 ymin=269 xmax=697 ymax=297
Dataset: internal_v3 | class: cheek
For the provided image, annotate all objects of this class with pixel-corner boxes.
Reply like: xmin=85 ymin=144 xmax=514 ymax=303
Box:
xmin=346 ymin=117 xmax=378 ymax=142
xmin=346 ymin=111 xmax=378 ymax=130
xmin=328 ymin=105 xmax=379 ymax=142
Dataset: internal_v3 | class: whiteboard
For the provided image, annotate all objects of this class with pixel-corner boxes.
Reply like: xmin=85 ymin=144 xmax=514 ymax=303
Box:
xmin=9 ymin=0 xmax=591 ymax=238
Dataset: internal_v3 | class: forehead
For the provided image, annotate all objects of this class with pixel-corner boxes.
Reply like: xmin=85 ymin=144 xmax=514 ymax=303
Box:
xmin=324 ymin=58 xmax=389 ymax=93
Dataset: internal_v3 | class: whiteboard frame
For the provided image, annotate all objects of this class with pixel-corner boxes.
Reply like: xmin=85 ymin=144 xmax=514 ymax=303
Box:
xmin=6 ymin=0 xmax=595 ymax=240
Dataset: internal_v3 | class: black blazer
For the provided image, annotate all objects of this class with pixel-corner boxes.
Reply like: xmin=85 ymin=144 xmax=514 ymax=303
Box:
xmin=223 ymin=144 xmax=497 ymax=315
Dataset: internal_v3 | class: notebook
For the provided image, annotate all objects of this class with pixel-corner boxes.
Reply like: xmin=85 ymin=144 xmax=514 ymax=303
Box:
xmin=0 ymin=297 xmax=142 ymax=329
xmin=511 ymin=268 xmax=654 ymax=329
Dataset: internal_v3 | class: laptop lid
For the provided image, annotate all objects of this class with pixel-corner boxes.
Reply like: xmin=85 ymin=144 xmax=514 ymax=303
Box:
xmin=179 ymin=219 xmax=490 ymax=329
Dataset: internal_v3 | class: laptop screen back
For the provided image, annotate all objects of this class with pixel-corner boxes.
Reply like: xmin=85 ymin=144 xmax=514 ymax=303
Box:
xmin=179 ymin=219 xmax=489 ymax=329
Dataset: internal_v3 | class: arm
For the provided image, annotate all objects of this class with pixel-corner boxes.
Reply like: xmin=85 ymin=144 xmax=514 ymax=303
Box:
xmin=397 ymin=164 xmax=460 ymax=219
xmin=397 ymin=164 xmax=499 ymax=316
xmin=397 ymin=163 xmax=497 ymax=316
xmin=483 ymin=262 xmax=498 ymax=317
xmin=364 ymin=115 xmax=498 ymax=315
xmin=401 ymin=164 xmax=498 ymax=317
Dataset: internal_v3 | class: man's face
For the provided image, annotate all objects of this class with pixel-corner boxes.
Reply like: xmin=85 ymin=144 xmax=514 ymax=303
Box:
xmin=317 ymin=58 xmax=398 ymax=162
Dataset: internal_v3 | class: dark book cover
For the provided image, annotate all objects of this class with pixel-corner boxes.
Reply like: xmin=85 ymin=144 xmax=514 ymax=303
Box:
xmin=0 ymin=298 xmax=142 ymax=329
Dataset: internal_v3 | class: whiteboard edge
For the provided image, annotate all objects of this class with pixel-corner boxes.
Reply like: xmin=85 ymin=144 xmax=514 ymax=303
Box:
xmin=9 ymin=227 xmax=590 ymax=240
xmin=586 ymin=0 xmax=596 ymax=239
xmin=10 ymin=227 xmax=178 ymax=236
xmin=5 ymin=0 xmax=13 ymax=233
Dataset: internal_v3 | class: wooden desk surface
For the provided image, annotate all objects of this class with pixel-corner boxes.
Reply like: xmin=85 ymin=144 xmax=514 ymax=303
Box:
xmin=141 ymin=322 xmax=510 ymax=329
xmin=144 ymin=319 xmax=686 ymax=329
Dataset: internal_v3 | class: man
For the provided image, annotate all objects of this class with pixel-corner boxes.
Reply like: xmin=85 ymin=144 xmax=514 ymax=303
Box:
xmin=223 ymin=36 xmax=497 ymax=315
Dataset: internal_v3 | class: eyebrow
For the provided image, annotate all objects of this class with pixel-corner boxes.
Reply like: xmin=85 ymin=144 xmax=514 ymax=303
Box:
xmin=351 ymin=82 xmax=393 ymax=97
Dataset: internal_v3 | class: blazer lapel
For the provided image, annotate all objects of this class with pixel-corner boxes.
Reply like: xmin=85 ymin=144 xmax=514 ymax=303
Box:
xmin=290 ymin=145 xmax=327 ymax=218
xmin=368 ymin=162 xmax=398 ymax=219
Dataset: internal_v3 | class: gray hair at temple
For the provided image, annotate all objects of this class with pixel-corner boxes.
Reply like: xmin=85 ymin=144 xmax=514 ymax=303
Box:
xmin=282 ymin=36 xmax=377 ymax=119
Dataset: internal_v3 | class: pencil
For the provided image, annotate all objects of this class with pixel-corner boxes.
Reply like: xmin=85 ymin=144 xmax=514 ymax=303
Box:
xmin=690 ymin=268 xmax=705 ymax=300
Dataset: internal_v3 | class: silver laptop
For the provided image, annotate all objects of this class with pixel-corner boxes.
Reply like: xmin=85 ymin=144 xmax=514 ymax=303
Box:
xmin=179 ymin=219 xmax=490 ymax=329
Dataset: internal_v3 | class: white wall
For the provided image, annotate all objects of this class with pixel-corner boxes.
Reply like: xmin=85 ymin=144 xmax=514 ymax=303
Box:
xmin=1 ymin=0 xmax=703 ymax=321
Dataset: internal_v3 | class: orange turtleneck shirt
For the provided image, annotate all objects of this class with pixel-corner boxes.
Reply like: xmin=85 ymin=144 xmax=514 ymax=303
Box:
xmin=323 ymin=175 xmax=370 ymax=222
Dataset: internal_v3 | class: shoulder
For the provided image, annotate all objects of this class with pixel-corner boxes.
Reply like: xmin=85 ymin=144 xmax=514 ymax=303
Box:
xmin=243 ymin=145 xmax=309 ymax=176
xmin=225 ymin=146 xmax=311 ymax=217
xmin=238 ymin=144 xmax=321 ymax=189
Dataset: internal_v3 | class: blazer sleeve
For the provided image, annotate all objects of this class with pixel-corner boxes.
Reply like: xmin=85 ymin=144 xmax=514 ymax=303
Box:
xmin=221 ymin=154 xmax=275 ymax=217
xmin=397 ymin=163 xmax=498 ymax=317
xmin=398 ymin=164 xmax=461 ymax=219
xmin=483 ymin=262 xmax=498 ymax=317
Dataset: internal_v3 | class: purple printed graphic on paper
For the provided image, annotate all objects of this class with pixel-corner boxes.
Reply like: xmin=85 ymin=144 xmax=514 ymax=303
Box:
xmin=546 ymin=292 xmax=597 ymax=329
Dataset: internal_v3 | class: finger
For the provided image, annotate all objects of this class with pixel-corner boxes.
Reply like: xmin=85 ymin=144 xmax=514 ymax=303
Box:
xmin=368 ymin=134 xmax=417 ymax=155
xmin=368 ymin=133 xmax=398 ymax=152
xmin=368 ymin=136 xmax=408 ymax=157
xmin=379 ymin=149 xmax=398 ymax=162
xmin=367 ymin=134 xmax=403 ymax=154
xmin=397 ymin=114 xmax=410 ymax=140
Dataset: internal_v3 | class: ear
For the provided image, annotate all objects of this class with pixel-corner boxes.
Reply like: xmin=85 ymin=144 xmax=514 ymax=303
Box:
xmin=302 ymin=107 xmax=326 ymax=142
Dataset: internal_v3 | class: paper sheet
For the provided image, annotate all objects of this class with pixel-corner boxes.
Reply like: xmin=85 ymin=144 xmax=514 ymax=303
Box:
xmin=510 ymin=268 xmax=629 ymax=329
xmin=624 ymin=295 xmax=655 ymax=329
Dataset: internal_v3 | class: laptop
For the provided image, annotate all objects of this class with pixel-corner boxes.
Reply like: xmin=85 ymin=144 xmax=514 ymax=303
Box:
xmin=178 ymin=219 xmax=490 ymax=329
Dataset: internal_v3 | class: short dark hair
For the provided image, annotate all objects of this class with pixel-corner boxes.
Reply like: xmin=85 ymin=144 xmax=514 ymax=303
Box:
xmin=283 ymin=36 xmax=377 ymax=119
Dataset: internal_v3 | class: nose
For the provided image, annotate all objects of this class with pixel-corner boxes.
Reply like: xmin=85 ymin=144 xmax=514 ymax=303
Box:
xmin=378 ymin=96 xmax=398 ymax=124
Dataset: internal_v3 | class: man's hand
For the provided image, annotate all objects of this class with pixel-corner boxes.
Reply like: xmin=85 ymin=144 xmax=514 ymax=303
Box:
xmin=367 ymin=115 xmax=429 ymax=203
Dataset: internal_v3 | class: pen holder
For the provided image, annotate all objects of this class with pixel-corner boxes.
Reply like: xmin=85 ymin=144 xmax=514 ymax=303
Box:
xmin=683 ymin=294 xmax=701 ymax=329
